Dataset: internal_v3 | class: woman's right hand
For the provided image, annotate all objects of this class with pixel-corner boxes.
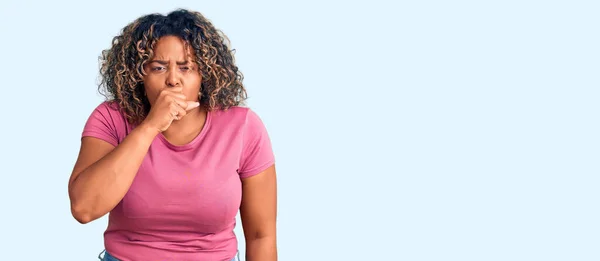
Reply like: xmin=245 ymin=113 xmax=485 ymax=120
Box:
xmin=142 ymin=87 xmax=200 ymax=132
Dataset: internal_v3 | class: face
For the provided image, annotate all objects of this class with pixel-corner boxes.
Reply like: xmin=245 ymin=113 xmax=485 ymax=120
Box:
xmin=142 ymin=35 xmax=202 ymax=105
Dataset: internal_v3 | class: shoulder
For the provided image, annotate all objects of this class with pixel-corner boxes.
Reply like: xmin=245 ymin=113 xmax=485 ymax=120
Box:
xmin=209 ymin=106 xmax=269 ymax=139
xmin=211 ymin=105 xmax=262 ymax=126
xmin=88 ymin=100 xmax=129 ymax=128
xmin=93 ymin=100 xmax=124 ymax=116
xmin=82 ymin=100 xmax=131 ymax=144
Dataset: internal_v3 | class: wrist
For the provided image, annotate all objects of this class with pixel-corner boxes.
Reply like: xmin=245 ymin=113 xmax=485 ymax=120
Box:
xmin=136 ymin=122 xmax=161 ymax=138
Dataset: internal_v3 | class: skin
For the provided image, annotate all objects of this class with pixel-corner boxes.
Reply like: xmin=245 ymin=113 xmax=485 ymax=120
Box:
xmin=240 ymin=164 xmax=278 ymax=261
xmin=68 ymin=35 xmax=277 ymax=261
xmin=142 ymin=35 xmax=206 ymax=145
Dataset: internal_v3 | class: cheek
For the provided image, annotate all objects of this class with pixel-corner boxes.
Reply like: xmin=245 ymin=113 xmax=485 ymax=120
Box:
xmin=185 ymin=76 xmax=202 ymax=96
xmin=184 ymin=87 xmax=200 ymax=100
xmin=142 ymin=85 xmax=160 ymax=104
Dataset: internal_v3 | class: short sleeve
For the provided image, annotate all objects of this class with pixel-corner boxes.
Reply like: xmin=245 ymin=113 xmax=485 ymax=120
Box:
xmin=238 ymin=109 xmax=275 ymax=178
xmin=81 ymin=102 xmax=123 ymax=147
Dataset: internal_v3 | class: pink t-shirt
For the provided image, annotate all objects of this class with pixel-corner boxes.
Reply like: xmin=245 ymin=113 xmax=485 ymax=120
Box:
xmin=81 ymin=101 xmax=275 ymax=261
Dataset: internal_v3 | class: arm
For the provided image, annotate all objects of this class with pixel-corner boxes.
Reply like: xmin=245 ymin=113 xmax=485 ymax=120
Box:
xmin=68 ymin=123 xmax=159 ymax=224
xmin=240 ymin=164 xmax=278 ymax=261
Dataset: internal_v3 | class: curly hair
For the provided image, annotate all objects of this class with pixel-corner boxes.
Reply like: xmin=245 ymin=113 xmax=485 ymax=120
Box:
xmin=97 ymin=9 xmax=247 ymax=125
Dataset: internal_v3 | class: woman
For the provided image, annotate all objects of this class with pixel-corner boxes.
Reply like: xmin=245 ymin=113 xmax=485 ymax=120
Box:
xmin=68 ymin=9 xmax=277 ymax=261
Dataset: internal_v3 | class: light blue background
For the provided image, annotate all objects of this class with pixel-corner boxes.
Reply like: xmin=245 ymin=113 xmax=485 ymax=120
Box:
xmin=0 ymin=0 xmax=598 ymax=260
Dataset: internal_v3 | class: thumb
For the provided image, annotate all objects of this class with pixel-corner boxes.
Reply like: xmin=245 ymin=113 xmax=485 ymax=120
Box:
xmin=185 ymin=101 xmax=200 ymax=111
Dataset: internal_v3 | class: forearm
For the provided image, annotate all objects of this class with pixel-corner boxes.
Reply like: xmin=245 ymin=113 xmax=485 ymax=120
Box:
xmin=245 ymin=236 xmax=277 ymax=261
xmin=70 ymin=123 xmax=158 ymax=223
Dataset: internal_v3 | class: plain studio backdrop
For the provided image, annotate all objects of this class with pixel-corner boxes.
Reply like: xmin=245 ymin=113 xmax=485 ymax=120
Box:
xmin=0 ymin=0 xmax=598 ymax=260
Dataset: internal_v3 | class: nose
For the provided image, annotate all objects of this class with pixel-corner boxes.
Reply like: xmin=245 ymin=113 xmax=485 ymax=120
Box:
xmin=166 ymin=69 xmax=181 ymax=87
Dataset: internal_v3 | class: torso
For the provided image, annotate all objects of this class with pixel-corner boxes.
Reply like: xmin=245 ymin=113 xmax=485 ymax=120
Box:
xmin=103 ymin=105 xmax=252 ymax=261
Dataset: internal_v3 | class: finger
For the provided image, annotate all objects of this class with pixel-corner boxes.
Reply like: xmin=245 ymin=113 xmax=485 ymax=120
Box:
xmin=168 ymin=92 xmax=187 ymax=100
xmin=172 ymin=106 xmax=187 ymax=120
xmin=170 ymin=102 xmax=187 ymax=114
xmin=159 ymin=86 xmax=183 ymax=97
xmin=177 ymin=106 xmax=187 ymax=117
xmin=185 ymin=101 xmax=200 ymax=111
xmin=165 ymin=92 xmax=188 ymax=108
xmin=171 ymin=97 xmax=188 ymax=109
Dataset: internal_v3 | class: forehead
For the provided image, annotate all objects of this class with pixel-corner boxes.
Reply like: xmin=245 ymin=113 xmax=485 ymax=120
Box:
xmin=151 ymin=35 xmax=196 ymax=60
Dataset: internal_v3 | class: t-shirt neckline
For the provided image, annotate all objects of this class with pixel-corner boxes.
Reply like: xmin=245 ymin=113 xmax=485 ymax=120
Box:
xmin=157 ymin=110 xmax=212 ymax=151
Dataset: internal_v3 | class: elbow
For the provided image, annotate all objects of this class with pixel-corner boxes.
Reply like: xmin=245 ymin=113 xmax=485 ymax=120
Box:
xmin=74 ymin=214 xmax=93 ymax=224
xmin=69 ymin=186 xmax=96 ymax=224
xmin=247 ymin=231 xmax=277 ymax=242
xmin=72 ymin=208 xmax=93 ymax=224
xmin=74 ymin=216 xmax=92 ymax=224
xmin=70 ymin=202 xmax=94 ymax=224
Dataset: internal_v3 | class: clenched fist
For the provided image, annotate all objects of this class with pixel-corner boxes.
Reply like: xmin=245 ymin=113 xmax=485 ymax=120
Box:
xmin=142 ymin=87 xmax=199 ymax=132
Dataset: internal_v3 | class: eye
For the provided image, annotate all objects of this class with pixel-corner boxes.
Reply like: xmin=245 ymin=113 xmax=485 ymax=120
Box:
xmin=180 ymin=66 xmax=191 ymax=71
xmin=151 ymin=66 xmax=166 ymax=71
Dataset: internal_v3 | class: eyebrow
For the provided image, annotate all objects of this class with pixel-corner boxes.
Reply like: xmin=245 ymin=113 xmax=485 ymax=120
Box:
xmin=148 ymin=60 xmax=190 ymax=65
